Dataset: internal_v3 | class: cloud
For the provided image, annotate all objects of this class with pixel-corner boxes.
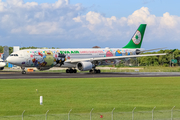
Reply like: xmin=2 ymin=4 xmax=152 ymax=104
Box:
xmin=73 ymin=6 xmax=180 ymax=45
xmin=127 ymin=7 xmax=156 ymax=26
xmin=0 ymin=0 xmax=83 ymax=35
xmin=0 ymin=0 xmax=180 ymax=48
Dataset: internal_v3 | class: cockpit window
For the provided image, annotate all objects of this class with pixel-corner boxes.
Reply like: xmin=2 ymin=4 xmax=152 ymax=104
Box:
xmin=10 ymin=54 xmax=18 ymax=56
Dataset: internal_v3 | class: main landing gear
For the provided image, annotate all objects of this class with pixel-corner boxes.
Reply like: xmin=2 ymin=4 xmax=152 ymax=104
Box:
xmin=66 ymin=68 xmax=77 ymax=73
xmin=21 ymin=67 xmax=26 ymax=74
xmin=89 ymin=69 xmax=101 ymax=74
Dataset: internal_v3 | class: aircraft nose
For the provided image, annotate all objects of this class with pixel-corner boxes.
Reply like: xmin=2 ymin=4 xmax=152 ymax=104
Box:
xmin=6 ymin=56 xmax=12 ymax=64
xmin=2 ymin=62 xmax=6 ymax=66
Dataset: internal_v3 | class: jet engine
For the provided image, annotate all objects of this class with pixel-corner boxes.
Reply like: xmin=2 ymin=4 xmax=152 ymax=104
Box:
xmin=77 ymin=62 xmax=93 ymax=71
xmin=36 ymin=67 xmax=51 ymax=71
xmin=136 ymin=49 xmax=141 ymax=55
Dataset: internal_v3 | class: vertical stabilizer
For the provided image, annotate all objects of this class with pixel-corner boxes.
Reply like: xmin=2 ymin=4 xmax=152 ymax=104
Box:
xmin=123 ymin=24 xmax=146 ymax=49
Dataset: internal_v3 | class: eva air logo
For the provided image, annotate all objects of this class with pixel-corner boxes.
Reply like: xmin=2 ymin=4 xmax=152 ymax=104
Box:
xmin=132 ymin=30 xmax=141 ymax=45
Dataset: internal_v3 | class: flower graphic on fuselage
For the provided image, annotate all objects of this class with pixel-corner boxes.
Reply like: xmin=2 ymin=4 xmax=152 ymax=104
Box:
xmin=132 ymin=30 xmax=141 ymax=45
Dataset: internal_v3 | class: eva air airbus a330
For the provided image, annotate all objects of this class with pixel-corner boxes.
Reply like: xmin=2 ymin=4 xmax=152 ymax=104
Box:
xmin=7 ymin=24 xmax=167 ymax=74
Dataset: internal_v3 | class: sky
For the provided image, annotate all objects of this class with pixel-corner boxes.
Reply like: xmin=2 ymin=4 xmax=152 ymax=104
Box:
xmin=0 ymin=0 xmax=180 ymax=49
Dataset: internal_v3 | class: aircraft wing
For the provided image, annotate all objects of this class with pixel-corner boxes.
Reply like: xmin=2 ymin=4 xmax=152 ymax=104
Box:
xmin=136 ymin=47 xmax=167 ymax=54
xmin=66 ymin=53 xmax=167 ymax=63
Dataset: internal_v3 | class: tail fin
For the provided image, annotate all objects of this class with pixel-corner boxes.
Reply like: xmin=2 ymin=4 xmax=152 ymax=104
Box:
xmin=123 ymin=24 xmax=146 ymax=49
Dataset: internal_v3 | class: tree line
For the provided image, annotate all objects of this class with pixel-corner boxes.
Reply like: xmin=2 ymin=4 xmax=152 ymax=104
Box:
xmin=0 ymin=46 xmax=55 ymax=54
xmin=0 ymin=46 xmax=179 ymax=66
xmin=129 ymin=49 xmax=180 ymax=67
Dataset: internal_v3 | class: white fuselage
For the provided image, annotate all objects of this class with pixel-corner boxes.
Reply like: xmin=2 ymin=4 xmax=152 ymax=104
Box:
xmin=7 ymin=48 xmax=138 ymax=68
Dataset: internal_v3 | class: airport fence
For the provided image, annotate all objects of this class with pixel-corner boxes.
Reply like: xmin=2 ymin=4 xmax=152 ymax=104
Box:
xmin=1 ymin=107 xmax=180 ymax=120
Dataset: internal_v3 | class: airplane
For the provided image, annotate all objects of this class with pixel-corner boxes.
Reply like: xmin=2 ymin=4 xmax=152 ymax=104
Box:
xmin=7 ymin=24 xmax=168 ymax=74
xmin=0 ymin=58 xmax=6 ymax=70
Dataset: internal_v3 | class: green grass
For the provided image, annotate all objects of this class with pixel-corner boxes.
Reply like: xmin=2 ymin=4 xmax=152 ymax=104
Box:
xmin=1 ymin=77 xmax=180 ymax=117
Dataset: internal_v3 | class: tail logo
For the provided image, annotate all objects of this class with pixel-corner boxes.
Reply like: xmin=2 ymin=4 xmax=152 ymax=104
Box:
xmin=132 ymin=30 xmax=141 ymax=45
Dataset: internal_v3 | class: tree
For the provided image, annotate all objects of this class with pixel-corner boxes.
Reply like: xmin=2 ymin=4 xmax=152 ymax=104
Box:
xmin=0 ymin=46 xmax=3 ymax=53
xmin=9 ymin=47 xmax=13 ymax=54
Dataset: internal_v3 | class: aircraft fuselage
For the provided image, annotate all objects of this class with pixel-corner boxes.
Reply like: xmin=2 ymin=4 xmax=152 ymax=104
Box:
xmin=7 ymin=48 xmax=137 ymax=68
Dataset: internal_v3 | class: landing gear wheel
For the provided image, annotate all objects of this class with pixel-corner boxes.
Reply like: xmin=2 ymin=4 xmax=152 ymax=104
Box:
xmin=89 ymin=70 xmax=93 ymax=73
xmin=22 ymin=71 xmax=26 ymax=74
xmin=97 ymin=69 xmax=101 ymax=74
xmin=94 ymin=70 xmax=97 ymax=74
xmin=21 ymin=67 xmax=26 ymax=74
xmin=73 ymin=69 xmax=77 ymax=73
xmin=66 ymin=69 xmax=77 ymax=73
xmin=66 ymin=69 xmax=70 ymax=73
xmin=70 ymin=69 xmax=73 ymax=73
xmin=89 ymin=69 xmax=101 ymax=74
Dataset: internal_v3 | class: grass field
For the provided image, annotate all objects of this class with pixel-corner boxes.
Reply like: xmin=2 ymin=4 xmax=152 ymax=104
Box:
xmin=1 ymin=77 xmax=180 ymax=117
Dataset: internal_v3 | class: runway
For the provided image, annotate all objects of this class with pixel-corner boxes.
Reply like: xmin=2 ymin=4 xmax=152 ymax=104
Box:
xmin=0 ymin=71 xmax=180 ymax=79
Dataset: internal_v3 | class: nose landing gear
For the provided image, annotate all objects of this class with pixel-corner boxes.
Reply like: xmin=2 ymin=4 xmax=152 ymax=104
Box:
xmin=22 ymin=71 xmax=26 ymax=74
xmin=21 ymin=67 xmax=26 ymax=74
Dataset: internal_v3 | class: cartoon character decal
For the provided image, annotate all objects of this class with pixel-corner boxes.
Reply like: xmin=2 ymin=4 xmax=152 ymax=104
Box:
xmin=115 ymin=49 xmax=122 ymax=56
xmin=32 ymin=58 xmax=39 ymax=66
xmin=38 ymin=52 xmax=43 ymax=57
xmin=44 ymin=51 xmax=54 ymax=67
xmin=56 ymin=53 xmax=66 ymax=67
xmin=28 ymin=50 xmax=55 ymax=67
xmin=106 ymin=50 xmax=113 ymax=57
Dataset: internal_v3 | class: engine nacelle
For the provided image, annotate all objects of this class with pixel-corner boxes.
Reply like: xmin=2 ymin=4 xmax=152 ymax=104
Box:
xmin=77 ymin=62 xmax=93 ymax=71
xmin=136 ymin=49 xmax=141 ymax=55
xmin=36 ymin=67 xmax=51 ymax=71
